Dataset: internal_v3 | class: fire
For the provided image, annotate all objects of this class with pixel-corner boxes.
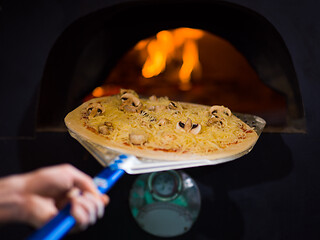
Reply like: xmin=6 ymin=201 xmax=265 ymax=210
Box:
xmin=179 ymin=39 xmax=201 ymax=90
xmin=86 ymin=85 xmax=121 ymax=101
xmin=137 ymin=28 xmax=204 ymax=90
xmin=141 ymin=30 xmax=175 ymax=78
xmin=92 ymin=86 xmax=104 ymax=97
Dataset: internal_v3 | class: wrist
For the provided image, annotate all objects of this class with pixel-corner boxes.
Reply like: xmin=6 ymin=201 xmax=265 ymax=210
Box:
xmin=0 ymin=174 xmax=27 ymax=194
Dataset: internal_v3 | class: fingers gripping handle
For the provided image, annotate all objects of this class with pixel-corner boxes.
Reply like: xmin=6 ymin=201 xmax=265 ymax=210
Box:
xmin=27 ymin=158 xmax=126 ymax=240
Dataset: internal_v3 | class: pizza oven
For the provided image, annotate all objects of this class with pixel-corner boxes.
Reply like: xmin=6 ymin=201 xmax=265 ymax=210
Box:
xmin=36 ymin=1 xmax=305 ymax=134
xmin=1 ymin=0 xmax=319 ymax=239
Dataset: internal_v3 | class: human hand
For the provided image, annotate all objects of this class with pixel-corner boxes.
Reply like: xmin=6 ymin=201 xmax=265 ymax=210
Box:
xmin=0 ymin=164 xmax=109 ymax=230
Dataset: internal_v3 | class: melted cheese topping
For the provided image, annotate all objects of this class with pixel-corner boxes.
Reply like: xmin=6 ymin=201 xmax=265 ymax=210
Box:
xmin=83 ymin=94 xmax=254 ymax=155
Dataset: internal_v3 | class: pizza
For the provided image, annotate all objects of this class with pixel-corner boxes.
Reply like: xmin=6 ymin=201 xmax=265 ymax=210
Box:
xmin=65 ymin=89 xmax=260 ymax=161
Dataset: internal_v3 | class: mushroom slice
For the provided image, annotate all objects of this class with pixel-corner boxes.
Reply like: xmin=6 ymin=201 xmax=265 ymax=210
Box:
xmin=209 ymin=105 xmax=232 ymax=117
xmin=168 ymin=101 xmax=178 ymax=110
xmin=184 ymin=118 xmax=193 ymax=131
xmin=129 ymin=132 xmax=148 ymax=145
xmin=157 ymin=118 xmax=170 ymax=126
xmin=120 ymin=88 xmax=138 ymax=97
xmin=120 ymin=93 xmax=143 ymax=113
xmin=98 ymin=122 xmax=114 ymax=135
xmin=86 ymin=102 xmax=105 ymax=118
xmin=206 ymin=117 xmax=223 ymax=127
xmin=190 ymin=123 xmax=201 ymax=134
xmin=140 ymin=110 xmax=157 ymax=122
xmin=168 ymin=101 xmax=182 ymax=114
xmin=120 ymin=93 xmax=139 ymax=104
xmin=149 ymin=95 xmax=157 ymax=101
xmin=176 ymin=118 xmax=201 ymax=134
xmin=122 ymin=104 xmax=143 ymax=113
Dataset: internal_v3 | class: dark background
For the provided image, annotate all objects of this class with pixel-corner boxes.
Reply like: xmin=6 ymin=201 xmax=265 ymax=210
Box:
xmin=0 ymin=0 xmax=320 ymax=239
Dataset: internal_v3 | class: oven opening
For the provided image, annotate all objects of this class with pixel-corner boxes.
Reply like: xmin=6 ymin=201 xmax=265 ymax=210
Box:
xmin=36 ymin=1 xmax=305 ymax=133
xmin=85 ymin=27 xmax=286 ymax=130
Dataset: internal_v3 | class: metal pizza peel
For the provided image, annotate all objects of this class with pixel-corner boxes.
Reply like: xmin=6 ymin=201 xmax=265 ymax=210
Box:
xmin=28 ymin=113 xmax=265 ymax=240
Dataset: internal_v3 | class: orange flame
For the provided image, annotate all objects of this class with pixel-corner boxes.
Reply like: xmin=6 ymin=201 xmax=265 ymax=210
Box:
xmin=92 ymin=86 xmax=104 ymax=97
xmin=138 ymin=28 xmax=203 ymax=89
xmin=179 ymin=39 xmax=201 ymax=90
xmin=141 ymin=30 xmax=175 ymax=78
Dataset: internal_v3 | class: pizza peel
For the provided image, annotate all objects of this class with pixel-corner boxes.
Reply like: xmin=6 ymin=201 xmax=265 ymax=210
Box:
xmin=28 ymin=113 xmax=265 ymax=240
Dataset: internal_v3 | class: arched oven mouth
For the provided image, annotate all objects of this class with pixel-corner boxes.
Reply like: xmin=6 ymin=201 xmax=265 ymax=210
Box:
xmin=37 ymin=0 xmax=305 ymax=133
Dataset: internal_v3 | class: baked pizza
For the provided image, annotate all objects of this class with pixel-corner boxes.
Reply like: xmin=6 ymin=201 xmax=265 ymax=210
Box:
xmin=65 ymin=89 xmax=260 ymax=161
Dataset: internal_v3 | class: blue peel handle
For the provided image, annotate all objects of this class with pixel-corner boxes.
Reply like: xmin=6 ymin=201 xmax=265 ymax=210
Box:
xmin=27 ymin=156 xmax=126 ymax=240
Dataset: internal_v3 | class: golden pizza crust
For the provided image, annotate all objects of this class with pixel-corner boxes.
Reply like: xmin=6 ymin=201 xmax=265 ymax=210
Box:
xmin=65 ymin=96 xmax=259 ymax=161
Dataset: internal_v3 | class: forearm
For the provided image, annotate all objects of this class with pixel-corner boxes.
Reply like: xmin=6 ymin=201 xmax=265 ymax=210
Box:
xmin=0 ymin=174 xmax=28 ymax=223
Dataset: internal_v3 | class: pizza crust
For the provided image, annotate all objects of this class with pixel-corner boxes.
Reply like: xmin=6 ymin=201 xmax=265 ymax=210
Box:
xmin=65 ymin=96 xmax=259 ymax=161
